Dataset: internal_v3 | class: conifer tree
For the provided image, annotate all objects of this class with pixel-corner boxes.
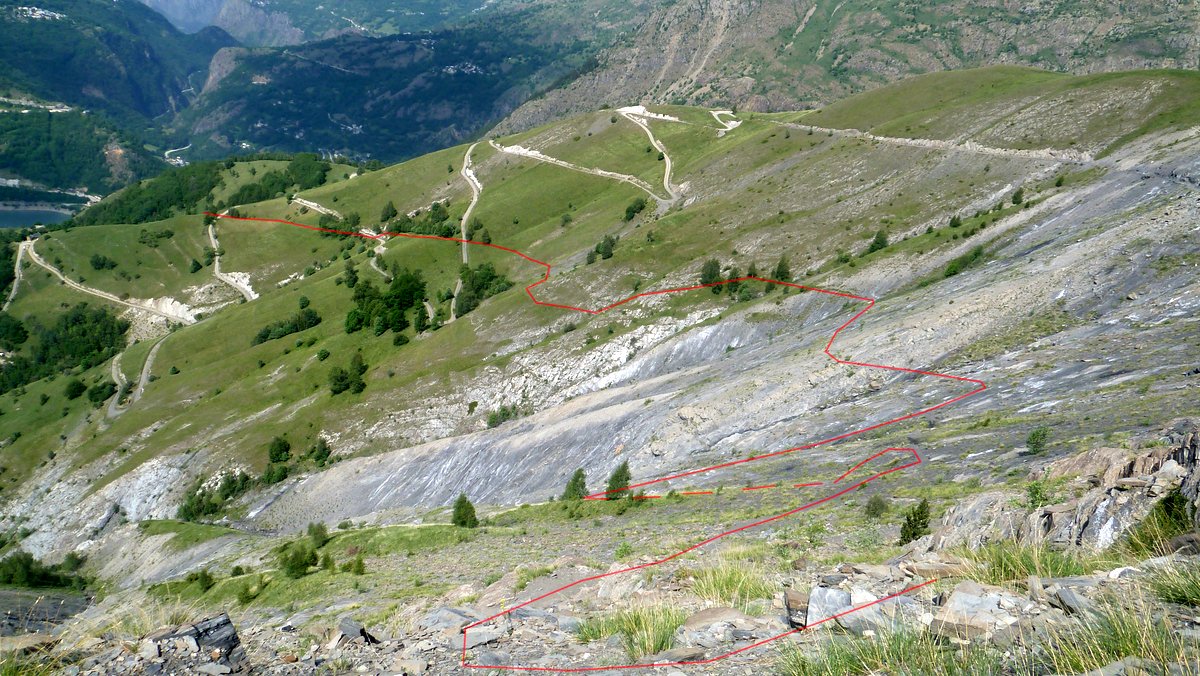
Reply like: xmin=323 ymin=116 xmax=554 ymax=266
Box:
xmin=899 ymin=498 xmax=931 ymax=544
xmin=606 ymin=461 xmax=632 ymax=500
xmin=562 ymin=469 xmax=588 ymax=501
xmin=452 ymin=493 xmax=479 ymax=528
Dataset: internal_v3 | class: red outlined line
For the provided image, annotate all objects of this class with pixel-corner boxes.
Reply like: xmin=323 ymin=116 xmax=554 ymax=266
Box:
xmin=463 ymin=449 xmax=925 ymax=672
xmin=205 ymin=212 xmax=986 ymax=671
xmin=793 ymin=481 xmax=823 ymax=488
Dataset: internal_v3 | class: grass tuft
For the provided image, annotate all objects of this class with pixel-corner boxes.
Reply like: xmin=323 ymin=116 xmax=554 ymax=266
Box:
xmin=691 ymin=558 xmax=775 ymax=611
xmin=576 ymin=605 xmax=687 ymax=659
xmin=1147 ymin=564 xmax=1200 ymax=607
xmin=776 ymin=629 xmax=1002 ymax=675
xmin=1036 ymin=594 xmax=1196 ymax=673
xmin=514 ymin=565 xmax=554 ymax=592
xmin=957 ymin=542 xmax=1116 ymax=585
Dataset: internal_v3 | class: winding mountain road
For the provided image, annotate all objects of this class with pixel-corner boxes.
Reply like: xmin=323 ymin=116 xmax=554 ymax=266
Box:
xmin=617 ymin=105 xmax=680 ymax=202
xmin=487 ymin=140 xmax=668 ymax=204
xmin=449 ymin=143 xmax=482 ymax=322
xmin=21 ymin=241 xmax=197 ymax=324
xmin=775 ymin=120 xmax=1095 ymax=164
xmin=208 ymin=221 xmax=259 ymax=301
xmin=132 ymin=337 xmax=165 ymax=404
xmin=106 ymin=351 xmax=129 ymax=418
xmin=2 ymin=241 xmax=25 ymax=312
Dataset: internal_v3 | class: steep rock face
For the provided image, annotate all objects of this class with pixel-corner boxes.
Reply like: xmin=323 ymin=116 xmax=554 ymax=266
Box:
xmin=933 ymin=420 xmax=1199 ymax=552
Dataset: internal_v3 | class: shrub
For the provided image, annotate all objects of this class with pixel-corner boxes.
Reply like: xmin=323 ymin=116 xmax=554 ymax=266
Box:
xmin=86 ymin=381 xmax=116 ymax=406
xmin=260 ymin=463 xmax=289 ymax=485
xmin=1026 ymin=426 xmax=1050 ymax=455
xmin=0 ymin=551 xmax=83 ymax=588
xmin=251 ymin=308 xmax=322 ymax=345
xmin=865 ymin=495 xmax=889 ymax=519
xmin=864 ymin=230 xmax=888 ymax=255
xmin=944 ymin=245 xmax=985 ymax=278
xmin=188 ymin=568 xmax=215 ymax=592
xmin=898 ymin=498 xmax=931 ymax=545
xmin=595 ymin=234 xmax=618 ymax=260
xmin=64 ymin=379 xmax=86 ymax=400
xmin=623 ymin=197 xmax=647 ymax=221
xmin=486 ymin=404 xmax=521 ymax=428
xmin=452 ymin=493 xmax=478 ymax=528
xmin=189 ymin=259 xmax=202 ymax=273
xmin=89 ymin=254 xmax=117 ymax=270
xmin=317 ymin=349 xmax=330 ymax=361
xmin=236 ymin=584 xmax=257 ymax=605
xmin=268 ymin=436 xmax=291 ymax=463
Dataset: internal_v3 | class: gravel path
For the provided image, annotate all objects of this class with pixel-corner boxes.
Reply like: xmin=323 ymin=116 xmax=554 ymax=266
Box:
xmin=23 ymin=240 xmax=197 ymax=324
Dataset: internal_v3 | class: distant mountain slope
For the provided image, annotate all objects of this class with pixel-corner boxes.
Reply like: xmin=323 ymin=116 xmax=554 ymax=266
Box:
xmin=171 ymin=17 xmax=604 ymax=161
xmin=0 ymin=107 xmax=160 ymax=193
xmin=0 ymin=0 xmax=238 ymax=191
xmin=0 ymin=0 xmax=236 ymax=126
xmin=137 ymin=0 xmax=488 ymax=46
xmin=497 ymin=0 xmax=1200 ymax=132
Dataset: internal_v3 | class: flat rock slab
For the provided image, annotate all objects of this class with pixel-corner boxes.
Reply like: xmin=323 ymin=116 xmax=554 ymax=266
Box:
xmin=463 ymin=628 xmax=503 ymax=649
xmin=682 ymin=607 xmax=755 ymax=631
xmin=420 ymin=606 xmax=480 ymax=632
xmin=930 ymin=581 xmax=1022 ymax=641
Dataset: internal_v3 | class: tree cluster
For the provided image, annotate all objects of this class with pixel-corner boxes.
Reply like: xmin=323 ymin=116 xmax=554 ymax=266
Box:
xmin=329 ymin=352 xmax=368 ymax=395
xmin=0 ymin=303 xmax=129 ymax=395
xmin=0 ymin=550 xmax=87 ymax=589
xmin=344 ymin=267 xmax=425 ymax=339
xmin=251 ymin=307 xmax=322 ymax=345
xmin=455 ymin=263 xmax=512 ymax=316
xmin=73 ymin=162 xmax=224 ymax=226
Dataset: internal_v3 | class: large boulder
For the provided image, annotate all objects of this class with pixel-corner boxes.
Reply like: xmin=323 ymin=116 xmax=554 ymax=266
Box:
xmin=805 ymin=587 xmax=851 ymax=629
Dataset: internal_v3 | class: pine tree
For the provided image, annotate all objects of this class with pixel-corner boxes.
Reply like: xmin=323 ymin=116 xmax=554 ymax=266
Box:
xmin=350 ymin=555 xmax=365 ymax=575
xmin=773 ymin=255 xmax=792 ymax=284
xmin=307 ymin=521 xmax=329 ymax=549
xmin=414 ymin=303 xmax=430 ymax=333
xmin=562 ymin=469 xmax=588 ymax=501
xmin=866 ymin=230 xmax=888 ymax=254
xmin=898 ymin=498 xmax=931 ymax=545
xmin=452 ymin=493 xmax=479 ymax=528
xmin=321 ymin=553 xmax=335 ymax=571
xmin=380 ymin=201 xmax=398 ymax=222
xmin=606 ymin=461 xmax=632 ymax=500
xmin=699 ymin=259 xmax=722 ymax=292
